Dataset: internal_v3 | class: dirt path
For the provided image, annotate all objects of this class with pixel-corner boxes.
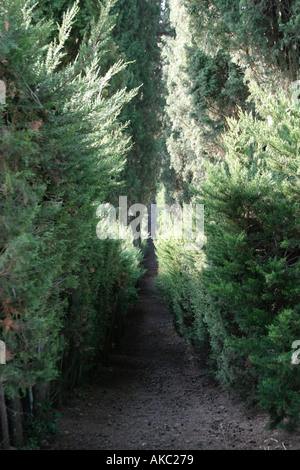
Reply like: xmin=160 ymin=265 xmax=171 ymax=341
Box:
xmin=52 ymin=239 xmax=300 ymax=450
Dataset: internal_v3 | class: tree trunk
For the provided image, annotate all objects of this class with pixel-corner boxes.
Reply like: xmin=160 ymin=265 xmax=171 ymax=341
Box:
xmin=34 ymin=383 xmax=50 ymax=419
xmin=0 ymin=381 xmax=10 ymax=450
xmin=7 ymin=395 xmax=24 ymax=448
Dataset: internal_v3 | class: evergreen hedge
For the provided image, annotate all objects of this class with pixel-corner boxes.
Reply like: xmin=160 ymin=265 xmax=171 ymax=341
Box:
xmin=156 ymin=83 xmax=300 ymax=430
xmin=0 ymin=0 xmax=144 ymax=447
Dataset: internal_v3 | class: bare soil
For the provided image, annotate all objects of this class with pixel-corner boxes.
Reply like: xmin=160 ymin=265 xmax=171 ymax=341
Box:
xmin=52 ymin=239 xmax=300 ymax=450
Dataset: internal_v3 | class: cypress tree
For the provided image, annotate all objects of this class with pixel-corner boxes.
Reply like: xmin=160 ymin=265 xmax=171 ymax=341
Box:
xmin=197 ymin=83 xmax=300 ymax=429
xmin=156 ymin=0 xmax=300 ymax=431
xmin=111 ymin=0 xmax=163 ymax=206
xmin=0 ymin=0 xmax=144 ymax=446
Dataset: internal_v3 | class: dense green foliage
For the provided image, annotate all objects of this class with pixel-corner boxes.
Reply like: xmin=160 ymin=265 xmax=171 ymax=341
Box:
xmin=38 ymin=0 xmax=163 ymax=206
xmin=199 ymin=86 xmax=300 ymax=429
xmin=111 ymin=0 xmax=163 ymax=205
xmin=0 ymin=0 xmax=145 ymax=447
xmin=157 ymin=0 xmax=300 ymax=430
xmin=160 ymin=0 xmax=300 ymax=197
xmin=186 ymin=0 xmax=300 ymax=80
xmin=1 ymin=0 xmax=300 ymax=448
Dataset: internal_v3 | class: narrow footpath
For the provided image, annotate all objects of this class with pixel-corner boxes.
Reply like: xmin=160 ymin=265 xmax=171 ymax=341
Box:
xmin=53 ymin=239 xmax=300 ymax=450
